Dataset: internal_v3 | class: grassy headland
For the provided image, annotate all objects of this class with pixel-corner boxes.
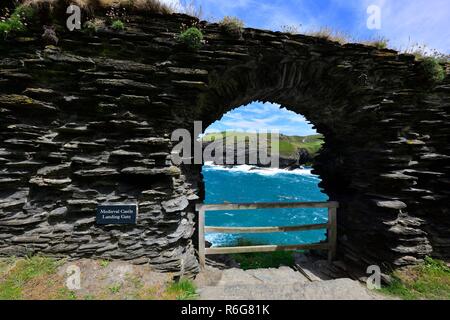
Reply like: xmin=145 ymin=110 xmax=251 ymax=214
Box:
xmin=202 ymin=131 xmax=324 ymax=160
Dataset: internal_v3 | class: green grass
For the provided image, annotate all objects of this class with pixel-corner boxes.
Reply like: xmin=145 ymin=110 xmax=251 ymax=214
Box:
xmin=98 ymin=259 xmax=111 ymax=268
xmin=379 ymin=257 xmax=450 ymax=300
xmin=108 ymin=283 xmax=122 ymax=294
xmin=202 ymin=131 xmax=324 ymax=159
xmin=0 ymin=256 xmax=198 ymax=300
xmin=0 ymin=15 xmax=25 ymax=37
xmin=0 ymin=256 xmax=63 ymax=300
xmin=281 ymin=134 xmax=323 ymax=156
xmin=13 ymin=5 xmax=35 ymax=21
xmin=229 ymin=239 xmax=296 ymax=270
xmin=165 ymin=278 xmax=197 ymax=300
xmin=0 ymin=4 xmax=34 ymax=38
xmin=111 ymin=20 xmax=125 ymax=31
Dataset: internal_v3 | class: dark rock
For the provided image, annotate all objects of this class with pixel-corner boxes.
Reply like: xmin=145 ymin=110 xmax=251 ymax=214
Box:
xmin=375 ymin=200 xmax=407 ymax=210
xmin=12 ymin=236 xmax=48 ymax=243
xmin=168 ymin=67 xmax=208 ymax=76
xmin=74 ymin=168 xmax=119 ymax=178
xmin=125 ymin=137 xmax=170 ymax=146
xmin=172 ymin=80 xmax=208 ymax=90
xmin=0 ymin=94 xmax=57 ymax=113
xmin=0 ymin=216 xmax=43 ymax=226
xmin=121 ymin=166 xmax=180 ymax=176
xmin=95 ymin=79 xmax=157 ymax=92
xmin=49 ymin=207 xmax=68 ymax=218
xmin=110 ymin=150 xmax=143 ymax=158
xmin=95 ymin=58 xmax=156 ymax=73
xmin=29 ymin=177 xmax=71 ymax=187
xmin=23 ymin=88 xmax=58 ymax=100
xmin=162 ymin=196 xmax=189 ymax=213
xmin=119 ymin=95 xmax=151 ymax=108
xmin=79 ymin=243 xmax=105 ymax=251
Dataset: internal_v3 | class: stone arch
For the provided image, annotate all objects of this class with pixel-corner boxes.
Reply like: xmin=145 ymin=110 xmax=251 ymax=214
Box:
xmin=191 ymin=45 xmax=431 ymax=268
xmin=188 ymin=24 xmax=449 ymax=268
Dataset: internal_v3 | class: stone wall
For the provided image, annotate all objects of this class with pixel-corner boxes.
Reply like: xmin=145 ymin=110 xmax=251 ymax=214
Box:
xmin=0 ymin=13 xmax=449 ymax=275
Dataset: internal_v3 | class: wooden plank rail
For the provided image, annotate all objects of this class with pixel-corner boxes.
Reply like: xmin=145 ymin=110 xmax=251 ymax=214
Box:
xmin=196 ymin=201 xmax=338 ymax=269
xmin=199 ymin=201 xmax=339 ymax=211
xmin=204 ymin=223 xmax=329 ymax=234
xmin=206 ymin=243 xmax=329 ymax=255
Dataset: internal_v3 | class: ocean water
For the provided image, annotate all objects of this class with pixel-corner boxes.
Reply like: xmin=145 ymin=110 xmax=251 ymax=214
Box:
xmin=202 ymin=163 xmax=329 ymax=247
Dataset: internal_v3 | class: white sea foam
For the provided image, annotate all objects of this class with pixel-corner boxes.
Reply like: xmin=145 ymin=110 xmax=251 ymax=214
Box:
xmin=203 ymin=162 xmax=318 ymax=177
xmin=223 ymin=212 xmax=235 ymax=217
xmin=205 ymin=233 xmax=236 ymax=246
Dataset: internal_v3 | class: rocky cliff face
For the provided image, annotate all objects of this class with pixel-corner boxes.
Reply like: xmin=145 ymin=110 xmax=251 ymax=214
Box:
xmin=202 ymin=140 xmax=314 ymax=169
xmin=0 ymin=13 xmax=449 ymax=275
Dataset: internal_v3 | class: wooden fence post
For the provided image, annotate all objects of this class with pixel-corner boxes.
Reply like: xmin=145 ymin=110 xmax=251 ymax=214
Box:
xmin=198 ymin=205 xmax=206 ymax=269
xmin=328 ymin=207 xmax=337 ymax=263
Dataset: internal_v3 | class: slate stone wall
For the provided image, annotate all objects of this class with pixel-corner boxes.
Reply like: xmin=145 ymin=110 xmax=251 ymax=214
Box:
xmin=0 ymin=13 xmax=449 ymax=274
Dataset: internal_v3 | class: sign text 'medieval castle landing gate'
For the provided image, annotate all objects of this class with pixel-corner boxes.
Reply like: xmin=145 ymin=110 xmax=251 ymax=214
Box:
xmin=96 ymin=204 xmax=138 ymax=225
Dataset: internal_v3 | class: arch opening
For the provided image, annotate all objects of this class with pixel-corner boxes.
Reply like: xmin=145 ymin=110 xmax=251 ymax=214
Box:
xmin=188 ymin=55 xmax=405 ymax=269
xmin=199 ymin=101 xmax=330 ymax=257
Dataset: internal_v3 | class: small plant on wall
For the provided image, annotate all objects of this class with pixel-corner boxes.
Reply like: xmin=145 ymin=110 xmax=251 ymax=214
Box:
xmin=177 ymin=22 xmax=205 ymax=50
xmin=111 ymin=19 xmax=125 ymax=31
xmin=219 ymin=16 xmax=244 ymax=38
xmin=106 ymin=6 xmax=128 ymax=32
xmin=0 ymin=4 xmax=35 ymax=39
xmin=364 ymin=36 xmax=389 ymax=49
xmin=280 ymin=24 xmax=301 ymax=35
xmin=419 ymin=57 xmax=446 ymax=84
xmin=402 ymin=43 xmax=448 ymax=85
xmin=83 ymin=18 xmax=105 ymax=35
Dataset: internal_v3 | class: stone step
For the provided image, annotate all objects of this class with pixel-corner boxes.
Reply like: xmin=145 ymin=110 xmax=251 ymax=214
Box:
xmin=197 ymin=278 xmax=384 ymax=300
xmin=214 ymin=267 xmax=310 ymax=286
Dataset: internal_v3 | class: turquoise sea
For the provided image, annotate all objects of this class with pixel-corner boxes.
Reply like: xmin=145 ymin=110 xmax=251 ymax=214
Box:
xmin=202 ymin=164 xmax=329 ymax=247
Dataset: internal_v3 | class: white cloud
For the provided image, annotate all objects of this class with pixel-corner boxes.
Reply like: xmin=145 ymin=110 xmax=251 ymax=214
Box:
xmin=382 ymin=0 xmax=449 ymax=52
xmin=196 ymin=0 xmax=449 ymax=53
xmin=206 ymin=102 xmax=317 ymax=136
xmin=159 ymin=0 xmax=184 ymax=11
xmin=350 ymin=0 xmax=449 ymax=52
xmin=200 ymin=0 xmax=255 ymax=12
xmin=289 ymin=115 xmax=308 ymax=123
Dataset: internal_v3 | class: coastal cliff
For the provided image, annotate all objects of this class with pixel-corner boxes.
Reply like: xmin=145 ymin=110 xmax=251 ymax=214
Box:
xmin=201 ymin=132 xmax=322 ymax=169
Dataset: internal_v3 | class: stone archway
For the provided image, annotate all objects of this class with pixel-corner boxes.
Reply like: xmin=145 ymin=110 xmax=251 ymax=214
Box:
xmin=190 ymin=44 xmax=449 ymax=268
xmin=0 ymin=13 xmax=448 ymax=275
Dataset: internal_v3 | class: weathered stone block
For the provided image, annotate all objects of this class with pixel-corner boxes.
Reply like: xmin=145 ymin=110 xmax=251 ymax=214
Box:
xmin=0 ymin=94 xmax=57 ymax=113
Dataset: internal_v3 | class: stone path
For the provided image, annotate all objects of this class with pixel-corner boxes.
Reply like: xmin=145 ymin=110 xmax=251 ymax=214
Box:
xmin=195 ymin=265 xmax=387 ymax=300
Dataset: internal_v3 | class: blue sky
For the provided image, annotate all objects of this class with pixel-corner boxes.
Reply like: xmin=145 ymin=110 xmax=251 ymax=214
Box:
xmin=204 ymin=102 xmax=318 ymax=136
xmin=165 ymin=0 xmax=449 ymax=136
xmin=171 ymin=0 xmax=449 ymax=53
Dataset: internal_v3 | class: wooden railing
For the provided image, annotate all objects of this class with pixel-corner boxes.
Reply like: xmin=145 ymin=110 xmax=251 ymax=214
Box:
xmin=196 ymin=201 xmax=339 ymax=269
